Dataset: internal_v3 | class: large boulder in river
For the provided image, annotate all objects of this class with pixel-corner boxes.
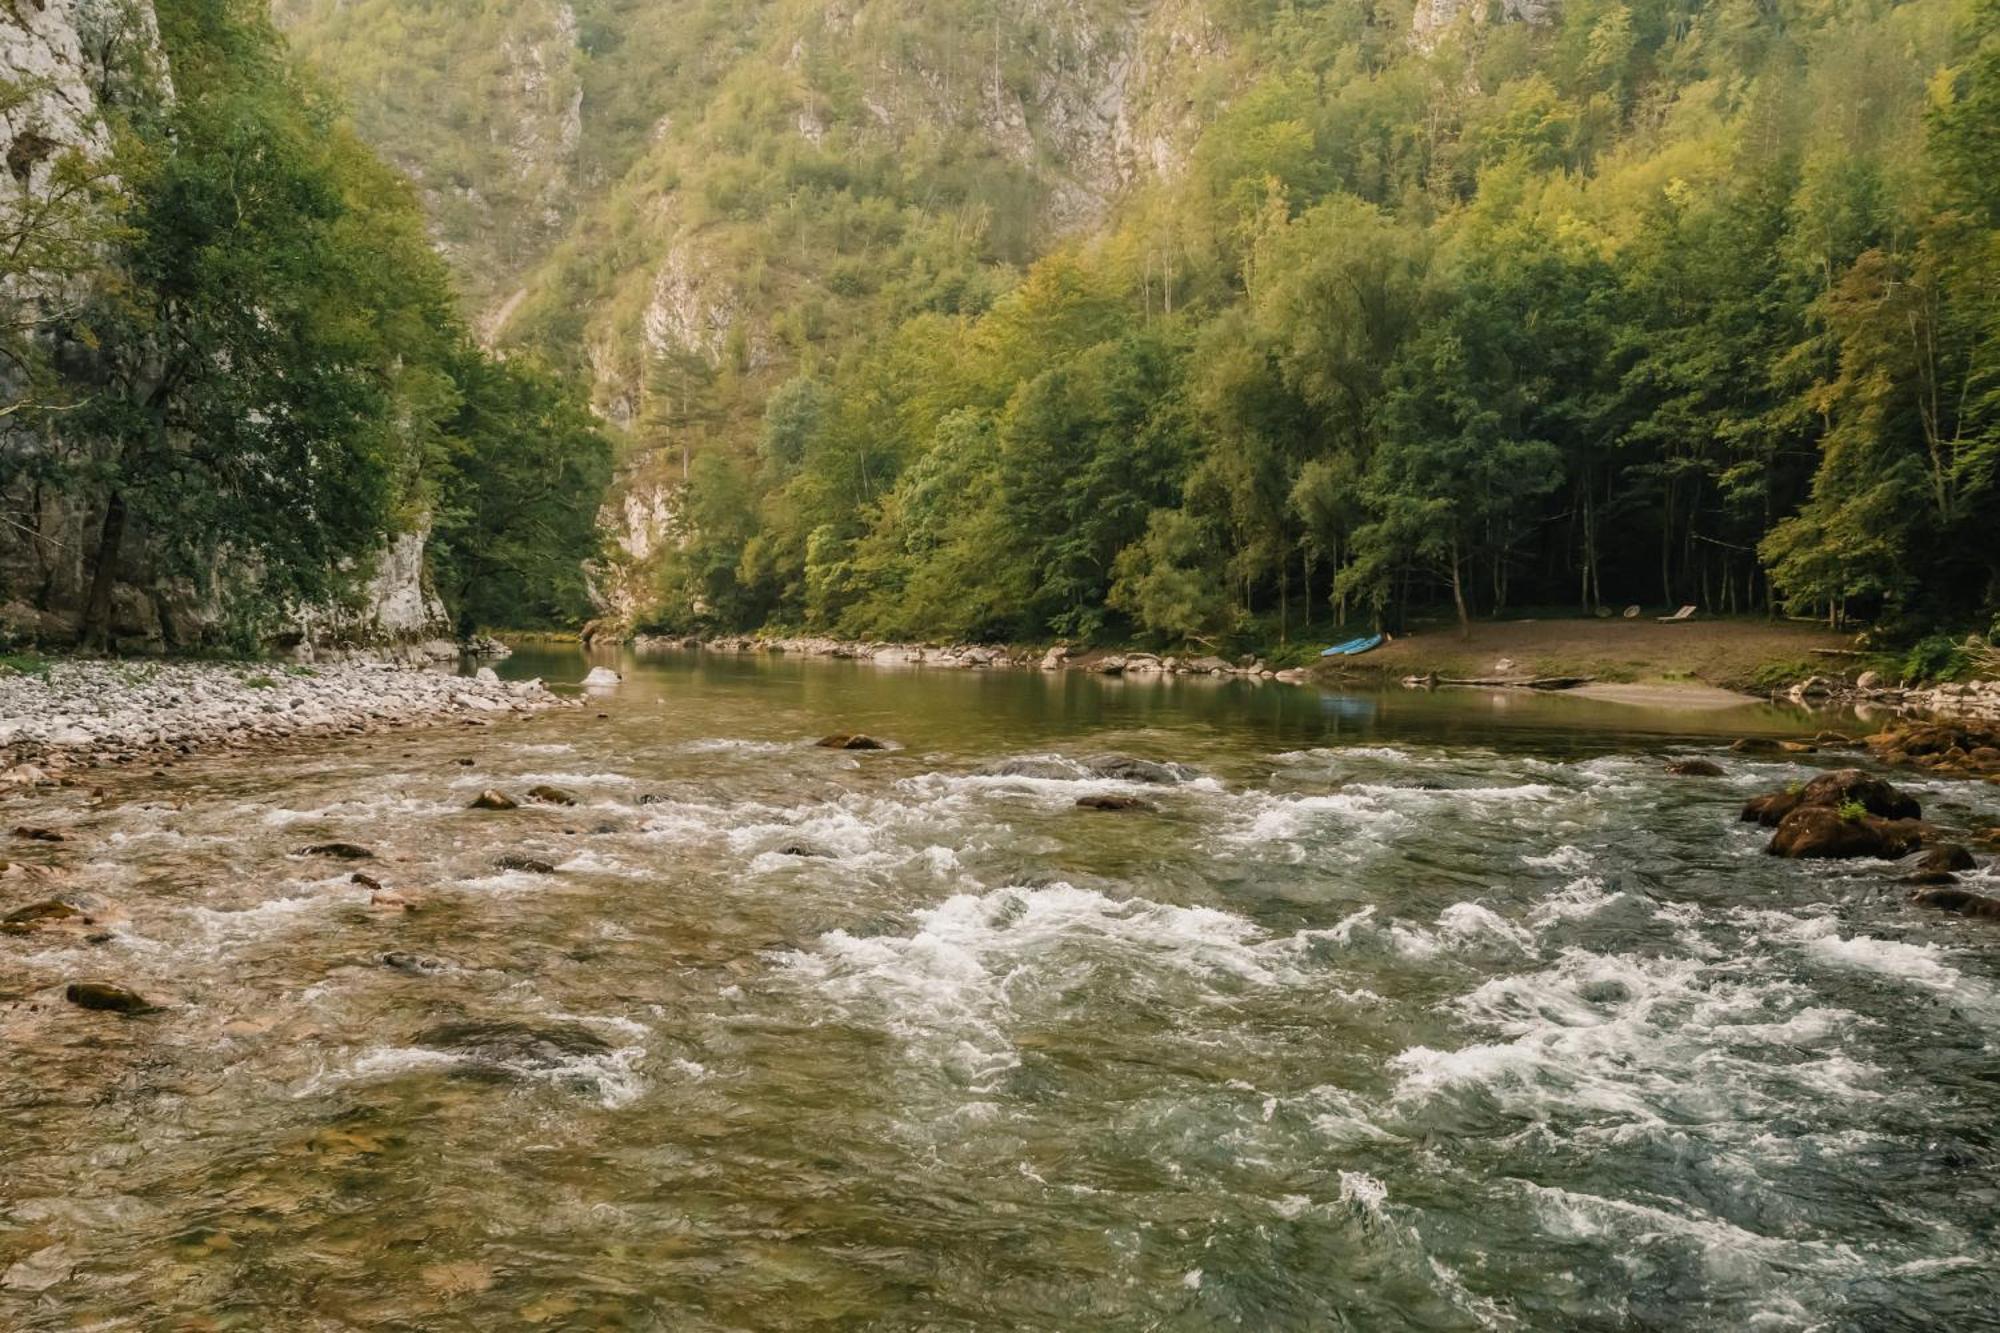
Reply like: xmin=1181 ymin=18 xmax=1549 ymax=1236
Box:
xmin=1767 ymin=806 xmax=1927 ymax=859
xmin=581 ymin=666 xmax=622 ymax=687
xmin=469 ymin=789 xmax=518 ymax=811
xmin=1917 ymin=844 xmax=1977 ymax=873
xmin=1742 ymin=768 xmax=1920 ymax=827
xmin=526 ymin=784 xmax=578 ymax=807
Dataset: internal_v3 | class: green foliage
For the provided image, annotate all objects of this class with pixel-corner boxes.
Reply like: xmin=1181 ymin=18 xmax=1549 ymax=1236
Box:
xmin=1837 ymin=800 xmax=1869 ymax=824
xmin=1902 ymin=634 xmax=1974 ymax=683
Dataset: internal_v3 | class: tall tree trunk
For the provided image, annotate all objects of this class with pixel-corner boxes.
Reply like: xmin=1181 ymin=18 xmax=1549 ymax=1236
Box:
xmin=1449 ymin=539 xmax=1470 ymax=639
xmin=78 ymin=491 xmax=126 ymax=653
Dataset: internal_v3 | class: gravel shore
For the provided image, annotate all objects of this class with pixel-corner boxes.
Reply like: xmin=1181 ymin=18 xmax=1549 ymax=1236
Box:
xmin=0 ymin=660 xmax=566 ymax=777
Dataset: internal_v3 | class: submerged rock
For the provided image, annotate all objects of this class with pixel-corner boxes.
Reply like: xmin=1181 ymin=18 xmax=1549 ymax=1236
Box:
xmin=65 ymin=981 xmax=152 ymax=1013
xmin=11 ymin=826 xmax=66 ymax=842
xmin=2 ymin=899 xmax=89 ymax=933
xmin=469 ymin=789 xmax=518 ymax=811
xmin=581 ymin=666 xmax=622 ymax=687
xmin=816 ymin=734 xmax=887 ymax=751
xmin=494 ymin=854 xmax=555 ymax=874
xmin=1085 ymin=754 xmax=1193 ymax=785
xmin=350 ymin=871 xmax=384 ymax=892
xmin=1665 ymin=758 xmax=1726 ymax=777
xmin=1729 ymin=738 xmax=1784 ymax=755
xmin=1918 ymin=844 xmax=1978 ymax=873
xmin=774 ymin=841 xmax=832 ymax=858
xmin=1076 ymin=794 xmax=1155 ymax=812
xmin=412 ymin=1019 xmax=612 ymax=1076
xmin=296 ymin=842 xmax=375 ymax=860
xmin=369 ymin=888 xmax=418 ymax=912
xmin=382 ymin=951 xmax=445 ymax=974
xmin=526 ymin=784 xmax=579 ymax=806
xmin=1909 ymin=887 xmax=2000 ymax=919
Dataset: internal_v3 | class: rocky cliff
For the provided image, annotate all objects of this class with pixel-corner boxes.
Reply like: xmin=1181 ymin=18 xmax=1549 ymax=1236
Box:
xmin=0 ymin=0 xmax=456 ymax=655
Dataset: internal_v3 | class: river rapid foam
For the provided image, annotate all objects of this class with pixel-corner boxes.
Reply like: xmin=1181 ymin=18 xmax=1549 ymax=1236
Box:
xmin=1 ymin=651 xmax=1994 ymax=1328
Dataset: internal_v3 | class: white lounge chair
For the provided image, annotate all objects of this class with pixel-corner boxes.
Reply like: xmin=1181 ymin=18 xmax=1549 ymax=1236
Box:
xmin=1657 ymin=605 xmax=1697 ymax=623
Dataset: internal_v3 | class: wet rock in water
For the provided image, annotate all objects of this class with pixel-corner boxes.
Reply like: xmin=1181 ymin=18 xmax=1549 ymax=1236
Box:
xmin=296 ymin=842 xmax=375 ymax=860
xmin=65 ymin=981 xmax=152 ymax=1013
xmin=11 ymin=826 xmax=66 ymax=842
xmin=382 ymin=951 xmax=444 ymax=974
xmin=350 ymin=871 xmax=384 ymax=892
xmin=1767 ymin=806 xmax=1928 ymax=860
xmin=1741 ymin=790 xmax=1802 ymax=825
xmin=1666 ymin=758 xmax=1726 ymax=777
xmin=1086 ymin=754 xmax=1192 ymax=785
xmin=455 ymin=757 xmax=476 ymax=767
xmin=816 ymin=734 xmax=887 ymax=751
xmin=494 ymin=854 xmax=556 ymax=874
xmin=412 ymin=1019 xmax=612 ymax=1078
xmin=469 ymin=789 xmax=518 ymax=811
xmin=369 ymin=889 xmax=418 ymax=912
xmin=2 ymin=899 xmax=89 ymax=933
xmin=1904 ymin=868 xmax=1960 ymax=887
xmin=980 ymin=757 xmax=1082 ymax=780
xmin=1076 ymin=794 xmax=1155 ymax=812
xmin=1918 ymin=844 xmax=1978 ymax=873
xmin=1797 ymin=769 xmax=1923 ymax=820
xmin=526 ymin=784 xmax=578 ymax=807
xmin=1909 ymin=887 xmax=2000 ymax=919
xmin=1778 ymin=740 xmax=1818 ymax=754
xmin=1745 ymin=769 xmax=1922 ymax=828
xmin=774 ymin=841 xmax=832 ymax=858
xmin=581 ymin=666 xmax=622 ymax=687
xmin=1730 ymin=738 xmax=1784 ymax=755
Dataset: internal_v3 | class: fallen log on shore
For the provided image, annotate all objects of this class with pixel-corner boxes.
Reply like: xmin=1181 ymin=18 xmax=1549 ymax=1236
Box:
xmin=1429 ymin=675 xmax=1596 ymax=691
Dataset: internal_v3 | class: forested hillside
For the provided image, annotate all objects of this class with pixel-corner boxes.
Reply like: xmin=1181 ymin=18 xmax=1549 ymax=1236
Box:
xmin=282 ymin=0 xmax=1998 ymax=651
xmin=0 ymin=0 xmax=609 ymax=652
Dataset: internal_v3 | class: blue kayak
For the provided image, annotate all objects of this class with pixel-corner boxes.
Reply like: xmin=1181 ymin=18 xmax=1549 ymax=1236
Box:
xmin=1319 ymin=633 xmax=1385 ymax=658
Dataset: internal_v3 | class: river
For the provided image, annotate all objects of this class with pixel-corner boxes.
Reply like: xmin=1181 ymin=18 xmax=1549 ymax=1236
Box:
xmin=2 ymin=646 xmax=1995 ymax=1329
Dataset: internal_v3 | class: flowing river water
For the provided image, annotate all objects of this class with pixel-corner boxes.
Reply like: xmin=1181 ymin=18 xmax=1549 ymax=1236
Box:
xmin=3 ymin=647 xmax=1998 ymax=1329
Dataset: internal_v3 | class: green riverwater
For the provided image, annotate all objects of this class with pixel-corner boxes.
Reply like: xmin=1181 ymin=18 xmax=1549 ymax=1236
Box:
xmin=2 ymin=646 xmax=1996 ymax=1329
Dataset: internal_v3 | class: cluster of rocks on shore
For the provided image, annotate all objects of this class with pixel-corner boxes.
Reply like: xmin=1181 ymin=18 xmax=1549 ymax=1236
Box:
xmin=0 ymin=660 xmax=566 ymax=779
xmin=633 ymin=634 xmax=1314 ymax=683
xmin=1784 ymin=672 xmax=2000 ymax=724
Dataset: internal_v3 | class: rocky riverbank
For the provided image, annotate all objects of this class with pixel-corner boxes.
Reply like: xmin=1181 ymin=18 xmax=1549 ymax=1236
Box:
xmin=630 ymin=634 xmax=1314 ymax=682
xmin=1781 ymin=672 xmax=2000 ymax=723
xmin=0 ymin=660 xmax=565 ymax=779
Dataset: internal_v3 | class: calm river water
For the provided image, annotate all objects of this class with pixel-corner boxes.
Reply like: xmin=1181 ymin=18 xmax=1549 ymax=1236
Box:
xmin=2 ymin=647 xmax=1997 ymax=1329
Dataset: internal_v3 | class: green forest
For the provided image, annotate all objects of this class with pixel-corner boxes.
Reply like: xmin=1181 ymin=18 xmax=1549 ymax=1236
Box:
xmin=0 ymin=0 xmax=609 ymax=646
xmin=559 ymin=0 xmax=1997 ymax=654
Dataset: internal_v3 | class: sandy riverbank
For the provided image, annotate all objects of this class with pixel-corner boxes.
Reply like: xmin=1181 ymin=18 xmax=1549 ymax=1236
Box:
xmin=0 ymin=660 xmax=566 ymax=778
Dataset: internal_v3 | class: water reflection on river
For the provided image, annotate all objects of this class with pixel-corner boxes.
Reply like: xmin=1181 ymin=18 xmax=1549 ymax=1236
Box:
xmin=2 ymin=646 xmax=1996 ymax=1330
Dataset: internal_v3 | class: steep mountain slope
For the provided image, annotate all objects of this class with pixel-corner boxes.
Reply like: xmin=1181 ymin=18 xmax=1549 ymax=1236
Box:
xmin=279 ymin=0 xmax=1998 ymax=645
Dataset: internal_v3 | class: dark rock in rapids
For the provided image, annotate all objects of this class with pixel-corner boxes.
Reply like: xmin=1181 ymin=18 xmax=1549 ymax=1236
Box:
xmin=350 ymin=871 xmax=384 ymax=892
xmin=1666 ymin=759 xmax=1726 ymax=777
xmin=412 ymin=1019 xmax=612 ymax=1076
xmin=817 ymin=734 xmax=888 ymax=750
xmin=65 ymin=981 xmax=152 ymax=1013
xmin=494 ymin=854 xmax=556 ymax=874
xmin=1767 ymin=806 xmax=1928 ymax=860
xmin=774 ymin=841 xmax=832 ymax=858
xmin=1909 ymin=887 xmax=2000 ymax=919
xmin=2 ymin=900 xmax=90 ymax=933
xmin=1744 ymin=769 xmax=1922 ymax=829
xmin=382 ymin=952 xmax=445 ymax=974
xmin=1903 ymin=869 xmax=1960 ymax=886
xmin=1730 ymin=738 xmax=1785 ymax=755
xmin=1917 ymin=844 xmax=1977 ymax=873
xmin=296 ymin=842 xmax=375 ymax=860
xmin=526 ymin=784 xmax=579 ymax=807
xmin=1085 ymin=754 xmax=1194 ymax=785
xmin=11 ymin=826 xmax=66 ymax=842
xmin=455 ymin=757 xmax=476 ymax=766
xmin=469 ymin=789 xmax=518 ymax=811
xmin=979 ymin=757 xmax=1083 ymax=780
xmin=1076 ymin=794 xmax=1155 ymax=812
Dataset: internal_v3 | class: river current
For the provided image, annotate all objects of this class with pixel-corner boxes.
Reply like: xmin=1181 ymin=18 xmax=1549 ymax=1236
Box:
xmin=3 ymin=648 xmax=1997 ymax=1329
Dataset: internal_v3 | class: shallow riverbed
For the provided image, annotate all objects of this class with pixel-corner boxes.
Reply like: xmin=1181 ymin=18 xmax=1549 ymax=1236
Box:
xmin=2 ymin=647 xmax=1996 ymax=1329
